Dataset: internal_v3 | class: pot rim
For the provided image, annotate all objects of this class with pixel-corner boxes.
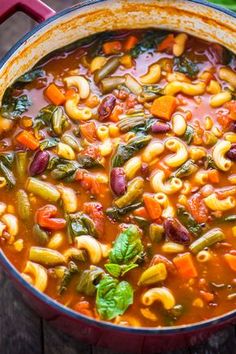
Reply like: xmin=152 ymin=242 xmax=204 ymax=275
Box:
xmin=1 ymin=0 xmax=236 ymax=335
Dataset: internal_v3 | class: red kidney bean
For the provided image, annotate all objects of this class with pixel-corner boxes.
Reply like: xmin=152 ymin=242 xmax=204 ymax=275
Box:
xmin=163 ymin=217 xmax=191 ymax=245
xmin=110 ymin=167 xmax=127 ymax=196
xmin=226 ymin=144 xmax=236 ymax=161
xmin=29 ymin=150 xmax=50 ymax=176
xmin=98 ymin=95 xmax=116 ymax=121
xmin=151 ymin=122 xmax=171 ymax=134
xmin=229 ymin=121 xmax=236 ymax=132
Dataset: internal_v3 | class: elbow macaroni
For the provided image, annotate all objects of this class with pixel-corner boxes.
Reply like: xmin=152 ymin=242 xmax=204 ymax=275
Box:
xmin=165 ymin=138 xmax=188 ymax=167
xmin=75 ymin=236 xmax=107 ymax=264
xmin=22 ymin=261 xmax=48 ymax=292
xmin=204 ymin=193 xmax=236 ymax=211
xmin=124 ymin=156 xmax=142 ymax=180
xmin=164 ymin=81 xmax=206 ymax=96
xmin=64 ymin=75 xmax=90 ymax=99
xmin=65 ymin=94 xmax=92 ymax=121
xmin=142 ymin=287 xmax=176 ymax=310
xmin=173 ymin=33 xmax=188 ymax=57
xmin=212 ymin=140 xmax=232 ymax=171
xmin=140 ymin=63 xmax=161 ymax=84
xmin=151 ymin=170 xmax=183 ymax=195
xmin=219 ymin=67 xmax=236 ymax=89
xmin=155 ymin=192 xmax=175 ymax=218
xmin=142 ymin=142 xmax=164 ymax=164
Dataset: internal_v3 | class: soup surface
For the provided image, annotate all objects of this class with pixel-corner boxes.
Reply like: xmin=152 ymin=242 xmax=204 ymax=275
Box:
xmin=1 ymin=29 xmax=236 ymax=327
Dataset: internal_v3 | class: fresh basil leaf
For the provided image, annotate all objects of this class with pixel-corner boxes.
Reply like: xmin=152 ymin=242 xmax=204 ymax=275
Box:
xmin=76 ymin=266 xmax=104 ymax=296
xmin=96 ymin=275 xmax=133 ymax=320
xmin=34 ymin=105 xmax=68 ymax=135
xmin=112 ymin=134 xmax=151 ymax=167
xmin=130 ymin=30 xmax=169 ymax=58
xmin=15 ymin=68 xmax=45 ymax=84
xmin=105 ymin=263 xmax=138 ymax=278
xmin=109 ymin=225 xmax=143 ymax=265
xmin=177 ymin=207 xmax=202 ymax=236
xmin=174 ymin=56 xmax=199 ymax=79
xmin=40 ymin=137 xmax=59 ymax=150
xmin=1 ymin=89 xmax=31 ymax=119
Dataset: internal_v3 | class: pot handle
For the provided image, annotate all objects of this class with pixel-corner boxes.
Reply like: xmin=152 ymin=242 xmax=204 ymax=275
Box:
xmin=0 ymin=0 xmax=56 ymax=24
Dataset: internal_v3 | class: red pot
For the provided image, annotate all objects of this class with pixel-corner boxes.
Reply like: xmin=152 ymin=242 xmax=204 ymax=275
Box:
xmin=0 ymin=1 xmax=236 ymax=352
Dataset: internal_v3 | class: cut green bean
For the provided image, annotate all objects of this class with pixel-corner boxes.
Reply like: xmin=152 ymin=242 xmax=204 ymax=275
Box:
xmin=189 ymin=228 xmax=225 ymax=254
xmin=100 ymin=76 xmax=126 ymax=93
xmin=15 ymin=151 xmax=28 ymax=181
xmin=114 ymin=177 xmax=144 ymax=209
xmin=149 ymin=223 xmax=164 ymax=242
xmin=16 ymin=189 xmax=31 ymax=220
xmin=0 ymin=161 xmax=15 ymax=188
xmin=25 ymin=177 xmax=60 ymax=202
xmin=29 ymin=246 xmax=66 ymax=266
xmin=94 ymin=57 xmax=120 ymax=83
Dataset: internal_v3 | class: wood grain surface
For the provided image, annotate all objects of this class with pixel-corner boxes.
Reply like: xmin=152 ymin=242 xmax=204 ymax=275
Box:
xmin=0 ymin=1 xmax=235 ymax=353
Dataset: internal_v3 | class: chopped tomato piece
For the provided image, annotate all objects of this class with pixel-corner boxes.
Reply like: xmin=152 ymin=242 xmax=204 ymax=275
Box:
xmin=35 ymin=204 xmax=66 ymax=230
xmin=80 ymin=121 xmax=97 ymax=142
xmin=187 ymin=193 xmax=209 ymax=223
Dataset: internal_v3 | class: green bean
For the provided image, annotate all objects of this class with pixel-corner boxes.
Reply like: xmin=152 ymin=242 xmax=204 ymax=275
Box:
xmin=173 ymin=160 xmax=198 ymax=178
xmin=29 ymin=246 xmax=66 ymax=266
xmin=189 ymin=228 xmax=225 ymax=254
xmin=138 ymin=263 xmax=167 ymax=286
xmin=33 ymin=224 xmax=49 ymax=246
xmin=100 ymin=76 xmax=126 ymax=93
xmin=125 ymin=74 xmax=142 ymax=95
xmin=118 ymin=116 xmax=146 ymax=133
xmin=16 ymin=189 xmax=31 ymax=220
xmin=61 ymin=133 xmax=82 ymax=152
xmin=114 ymin=177 xmax=144 ymax=209
xmin=149 ymin=223 xmax=164 ymax=242
xmin=52 ymin=106 xmax=68 ymax=135
xmin=16 ymin=151 xmax=28 ymax=181
xmin=94 ymin=57 xmax=120 ymax=83
xmin=25 ymin=177 xmax=60 ymax=202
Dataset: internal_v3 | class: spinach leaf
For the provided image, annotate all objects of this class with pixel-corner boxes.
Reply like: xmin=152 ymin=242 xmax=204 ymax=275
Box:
xmin=182 ymin=125 xmax=194 ymax=145
xmin=106 ymin=202 xmax=143 ymax=221
xmin=112 ymin=134 xmax=151 ymax=167
xmin=174 ymin=56 xmax=199 ymax=79
xmin=173 ymin=160 xmax=198 ymax=178
xmin=138 ymin=85 xmax=164 ymax=103
xmin=76 ymin=266 xmax=104 ymax=296
xmin=109 ymin=225 xmax=143 ymax=265
xmin=15 ymin=68 xmax=45 ymax=84
xmin=58 ymin=261 xmax=78 ymax=295
xmin=34 ymin=105 xmax=68 ymax=136
xmin=51 ymin=161 xmax=80 ymax=180
xmin=0 ymin=152 xmax=14 ymax=168
xmin=130 ymin=30 xmax=169 ymax=58
xmin=132 ymin=118 xmax=156 ymax=134
xmin=40 ymin=137 xmax=59 ymax=150
xmin=67 ymin=212 xmax=96 ymax=243
xmin=77 ymin=155 xmax=103 ymax=169
xmin=105 ymin=263 xmax=138 ymax=278
xmin=177 ymin=207 xmax=202 ymax=236
xmin=96 ymin=275 xmax=133 ymax=320
xmin=204 ymin=154 xmax=217 ymax=169
xmin=1 ymin=89 xmax=31 ymax=119
xmin=0 ymin=161 xmax=16 ymax=188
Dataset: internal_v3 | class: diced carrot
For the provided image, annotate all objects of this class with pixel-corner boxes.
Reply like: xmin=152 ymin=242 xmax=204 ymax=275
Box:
xmin=150 ymin=95 xmax=177 ymax=120
xmin=143 ymin=193 xmax=162 ymax=220
xmin=119 ymin=54 xmax=133 ymax=69
xmin=110 ymin=105 xmax=123 ymax=122
xmin=16 ymin=130 xmax=39 ymax=151
xmin=173 ymin=253 xmax=198 ymax=279
xmin=102 ymin=41 xmax=122 ymax=55
xmin=225 ymin=101 xmax=236 ymax=120
xmin=133 ymin=207 xmax=150 ymax=219
xmin=200 ymin=290 xmax=214 ymax=303
xmin=224 ymin=253 xmax=236 ymax=272
xmin=123 ymin=35 xmax=138 ymax=51
xmin=65 ymin=88 xmax=76 ymax=100
xmin=208 ymin=169 xmax=220 ymax=184
xmin=217 ymin=113 xmax=231 ymax=129
xmin=158 ymin=34 xmax=175 ymax=52
xmin=80 ymin=121 xmax=97 ymax=142
xmin=45 ymin=83 xmax=66 ymax=105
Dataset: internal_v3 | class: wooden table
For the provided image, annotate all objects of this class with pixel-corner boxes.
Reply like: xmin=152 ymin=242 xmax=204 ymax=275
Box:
xmin=0 ymin=1 xmax=236 ymax=353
